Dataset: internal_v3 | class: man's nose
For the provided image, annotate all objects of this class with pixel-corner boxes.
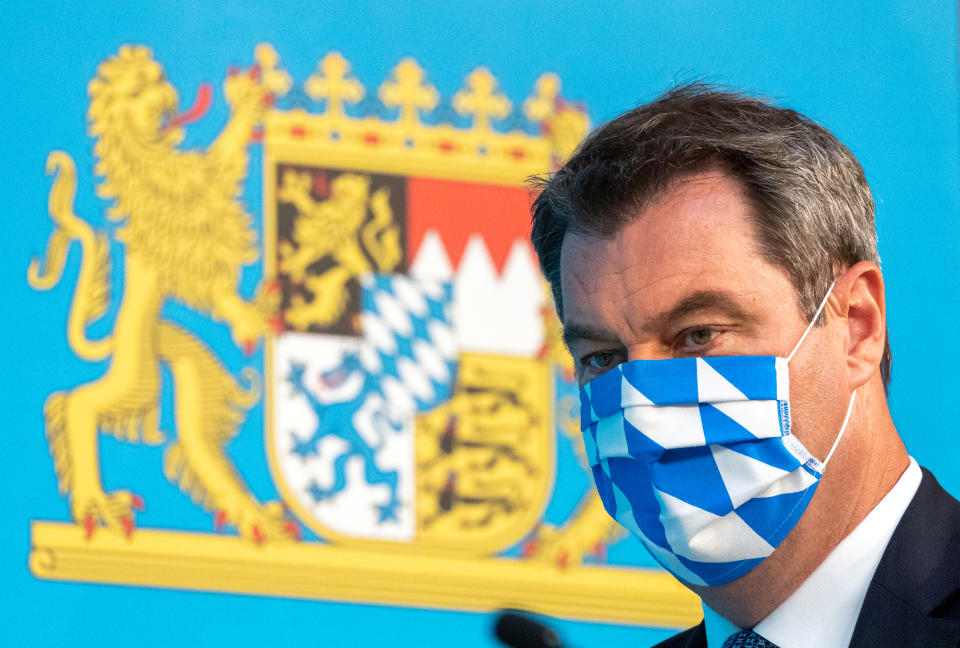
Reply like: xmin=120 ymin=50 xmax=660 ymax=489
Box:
xmin=625 ymin=340 xmax=672 ymax=362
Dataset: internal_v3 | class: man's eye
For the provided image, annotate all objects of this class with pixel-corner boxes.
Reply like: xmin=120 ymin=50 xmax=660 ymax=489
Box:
xmin=683 ymin=328 xmax=718 ymax=348
xmin=585 ymin=351 xmax=615 ymax=369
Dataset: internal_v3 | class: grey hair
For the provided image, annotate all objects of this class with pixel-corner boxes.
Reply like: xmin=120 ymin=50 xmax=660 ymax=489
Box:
xmin=530 ymin=82 xmax=890 ymax=389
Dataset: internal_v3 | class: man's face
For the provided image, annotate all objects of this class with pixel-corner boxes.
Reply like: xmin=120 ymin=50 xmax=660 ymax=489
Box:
xmin=559 ymin=169 xmax=849 ymax=462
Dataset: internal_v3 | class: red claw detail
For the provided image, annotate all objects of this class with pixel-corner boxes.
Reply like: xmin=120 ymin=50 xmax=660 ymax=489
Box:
xmin=214 ymin=509 xmax=228 ymax=531
xmin=243 ymin=339 xmax=255 ymax=356
xmin=520 ymin=540 xmax=540 ymax=559
xmin=131 ymin=494 xmax=145 ymax=511
xmin=252 ymin=525 xmax=265 ymax=545
xmin=591 ymin=541 xmax=607 ymax=560
xmin=84 ymin=514 xmax=96 ymax=540
xmin=284 ymin=520 xmax=301 ymax=541
xmin=249 ymin=63 xmax=261 ymax=81
xmin=120 ymin=515 xmax=135 ymax=538
xmin=263 ymin=92 xmax=276 ymax=107
xmin=556 ymin=551 xmax=570 ymax=569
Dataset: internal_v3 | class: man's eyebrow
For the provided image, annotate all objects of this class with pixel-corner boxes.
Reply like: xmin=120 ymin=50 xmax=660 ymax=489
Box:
xmin=561 ymin=290 xmax=753 ymax=349
xmin=561 ymin=322 xmax=621 ymax=349
xmin=648 ymin=289 xmax=752 ymax=331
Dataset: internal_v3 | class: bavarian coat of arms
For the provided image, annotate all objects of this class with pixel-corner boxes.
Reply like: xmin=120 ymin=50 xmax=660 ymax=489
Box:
xmin=26 ymin=44 xmax=698 ymax=629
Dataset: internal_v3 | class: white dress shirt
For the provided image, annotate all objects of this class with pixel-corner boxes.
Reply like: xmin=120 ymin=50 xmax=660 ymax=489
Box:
xmin=703 ymin=457 xmax=921 ymax=647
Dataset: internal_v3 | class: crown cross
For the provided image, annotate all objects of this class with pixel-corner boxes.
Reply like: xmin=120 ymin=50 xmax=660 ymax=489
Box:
xmin=379 ymin=58 xmax=439 ymax=130
xmin=453 ymin=67 xmax=511 ymax=136
xmin=254 ymin=43 xmax=293 ymax=97
xmin=523 ymin=73 xmax=560 ymax=124
xmin=305 ymin=52 xmax=365 ymax=120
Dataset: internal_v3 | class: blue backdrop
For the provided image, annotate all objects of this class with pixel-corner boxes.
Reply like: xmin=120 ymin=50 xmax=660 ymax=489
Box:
xmin=2 ymin=2 xmax=958 ymax=646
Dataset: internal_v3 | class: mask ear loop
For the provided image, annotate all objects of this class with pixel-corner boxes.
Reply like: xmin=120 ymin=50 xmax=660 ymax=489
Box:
xmin=786 ymin=280 xmax=837 ymax=364
xmin=784 ymin=279 xmax=856 ymax=469
xmin=823 ymin=390 xmax=856 ymax=467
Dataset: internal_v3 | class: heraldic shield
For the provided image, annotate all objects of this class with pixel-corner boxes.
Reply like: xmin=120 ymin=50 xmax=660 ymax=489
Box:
xmin=266 ymin=164 xmax=554 ymax=554
xmin=26 ymin=44 xmax=699 ymax=628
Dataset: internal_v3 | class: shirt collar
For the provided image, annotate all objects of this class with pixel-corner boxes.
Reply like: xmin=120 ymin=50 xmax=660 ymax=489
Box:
xmin=703 ymin=457 xmax=921 ymax=647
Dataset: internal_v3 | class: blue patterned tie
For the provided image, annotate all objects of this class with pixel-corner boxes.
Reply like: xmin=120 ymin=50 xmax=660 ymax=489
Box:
xmin=721 ymin=630 xmax=780 ymax=648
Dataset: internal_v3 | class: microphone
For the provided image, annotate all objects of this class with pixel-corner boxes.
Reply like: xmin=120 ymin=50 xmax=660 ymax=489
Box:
xmin=493 ymin=610 xmax=565 ymax=648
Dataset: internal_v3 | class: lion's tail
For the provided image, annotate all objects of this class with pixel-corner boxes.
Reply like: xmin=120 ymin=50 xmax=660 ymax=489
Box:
xmin=43 ymin=392 xmax=72 ymax=495
xmin=158 ymin=322 xmax=260 ymax=512
xmin=28 ymin=152 xmax=113 ymax=361
xmin=363 ymin=187 xmax=402 ymax=271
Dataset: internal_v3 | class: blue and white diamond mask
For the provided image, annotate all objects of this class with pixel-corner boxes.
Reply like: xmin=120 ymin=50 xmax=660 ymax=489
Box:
xmin=579 ymin=283 xmax=855 ymax=586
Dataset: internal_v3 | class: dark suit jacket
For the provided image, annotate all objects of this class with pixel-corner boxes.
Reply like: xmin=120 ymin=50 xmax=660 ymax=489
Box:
xmin=653 ymin=468 xmax=960 ymax=647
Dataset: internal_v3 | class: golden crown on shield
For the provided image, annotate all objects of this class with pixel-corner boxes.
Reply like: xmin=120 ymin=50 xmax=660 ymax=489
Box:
xmin=256 ymin=45 xmax=589 ymax=174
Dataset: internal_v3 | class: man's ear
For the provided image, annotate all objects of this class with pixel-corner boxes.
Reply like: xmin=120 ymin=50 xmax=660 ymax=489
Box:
xmin=839 ymin=261 xmax=886 ymax=390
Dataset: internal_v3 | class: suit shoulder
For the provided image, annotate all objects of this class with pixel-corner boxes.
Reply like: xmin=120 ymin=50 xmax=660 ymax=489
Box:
xmin=851 ymin=467 xmax=960 ymax=645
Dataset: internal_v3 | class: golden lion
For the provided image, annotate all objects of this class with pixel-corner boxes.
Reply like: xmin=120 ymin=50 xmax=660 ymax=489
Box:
xmin=28 ymin=45 xmax=294 ymax=543
xmin=279 ymin=170 xmax=401 ymax=330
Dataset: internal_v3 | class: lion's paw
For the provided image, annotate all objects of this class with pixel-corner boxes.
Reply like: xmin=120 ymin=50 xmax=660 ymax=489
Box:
xmin=71 ymin=487 xmax=144 ymax=540
xmin=224 ymin=66 xmax=268 ymax=113
xmin=213 ymin=498 xmax=301 ymax=544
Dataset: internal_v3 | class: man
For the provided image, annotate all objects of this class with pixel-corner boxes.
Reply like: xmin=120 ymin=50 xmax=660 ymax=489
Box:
xmin=530 ymin=84 xmax=960 ymax=647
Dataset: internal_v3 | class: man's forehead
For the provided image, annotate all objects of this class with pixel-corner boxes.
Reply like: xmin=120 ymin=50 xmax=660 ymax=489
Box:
xmin=563 ymin=169 xmax=757 ymax=253
xmin=557 ymin=171 xmax=782 ymax=334
xmin=650 ymin=166 xmax=745 ymax=206
xmin=562 ymin=175 xmax=757 ymax=272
